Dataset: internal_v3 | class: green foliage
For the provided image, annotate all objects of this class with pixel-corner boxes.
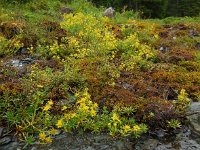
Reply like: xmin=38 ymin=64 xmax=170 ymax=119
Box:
xmin=167 ymin=119 xmax=181 ymax=129
xmin=52 ymin=89 xmax=148 ymax=139
xmin=90 ymin=0 xmax=200 ymax=18
xmin=162 ymin=17 xmax=200 ymax=24
xmin=68 ymin=0 xmax=102 ymax=16
xmin=2 ymin=0 xmax=200 ymax=18
xmin=1 ymin=0 xmax=200 ymax=145
xmin=196 ymin=52 xmax=200 ymax=62
xmin=173 ymin=89 xmax=191 ymax=113
xmin=167 ymin=0 xmax=200 ymax=17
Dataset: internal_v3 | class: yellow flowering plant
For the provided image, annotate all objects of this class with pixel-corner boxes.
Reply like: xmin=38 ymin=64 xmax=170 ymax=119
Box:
xmin=173 ymin=89 xmax=191 ymax=113
xmin=50 ymin=88 xmax=147 ymax=139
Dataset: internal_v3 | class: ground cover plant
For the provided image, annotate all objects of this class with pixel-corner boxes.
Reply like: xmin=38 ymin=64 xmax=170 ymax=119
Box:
xmin=0 ymin=0 xmax=200 ymax=145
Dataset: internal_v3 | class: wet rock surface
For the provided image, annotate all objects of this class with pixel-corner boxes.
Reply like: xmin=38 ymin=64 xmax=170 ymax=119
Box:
xmin=5 ymin=57 xmax=34 ymax=69
xmin=136 ymin=128 xmax=200 ymax=150
xmin=0 ymin=133 xmax=135 ymax=150
xmin=0 ymin=136 xmax=12 ymax=146
xmin=187 ymin=102 xmax=200 ymax=136
xmin=16 ymin=47 xmax=29 ymax=55
xmin=1 ymin=127 xmax=200 ymax=150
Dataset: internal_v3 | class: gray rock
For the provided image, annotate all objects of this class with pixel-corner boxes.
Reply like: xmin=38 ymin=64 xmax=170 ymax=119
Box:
xmin=21 ymin=58 xmax=34 ymax=64
xmin=122 ymin=82 xmax=133 ymax=90
xmin=93 ymin=135 xmax=110 ymax=143
xmin=83 ymin=146 xmax=95 ymax=150
xmin=135 ymin=138 xmax=159 ymax=150
xmin=0 ymin=141 xmax=18 ymax=150
xmin=103 ymin=7 xmax=115 ymax=18
xmin=187 ymin=102 xmax=200 ymax=136
xmin=2 ymin=131 xmax=200 ymax=150
xmin=159 ymin=46 xmax=169 ymax=53
xmin=179 ymin=139 xmax=200 ymax=150
xmin=151 ymin=129 xmax=166 ymax=139
xmin=99 ymin=145 xmax=110 ymax=150
xmin=17 ymin=47 xmax=28 ymax=55
xmin=60 ymin=7 xmax=73 ymax=15
xmin=60 ymin=93 xmax=76 ymax=106
xmin=155 ymin=143 xmax=174 ymax=150
xmin=0 ymin=136 xmax=12 ymax=146
xmin=5 ymin=58 xmax=34 ymax=69
xmin=189 ymin=30 xmax=199 ymax=37
xmin=31 ymin=147 xmax=37 ymax=150
xmin=114 ymin=141 xmax=125 ymax=150
xmin=135 ymin=134 xmax=200 ymax=150
xmin=0 ymin=127 xmax=6 ymax=137
xmin=5 ymin=59 xmax=22 ymax=68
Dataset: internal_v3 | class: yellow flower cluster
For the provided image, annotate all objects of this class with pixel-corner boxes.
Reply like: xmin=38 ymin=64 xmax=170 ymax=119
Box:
xmin=54 ymin=89 xmax=98 ymax=131
xmin=60 ymin=12 xmax=118 ymax=59
xmin=120 ymin=125 xmax=131 ymax=136
xmin=50 ymin=128 xmax=58 ymax=135
xmin=76 ymin=90 xmax=98 ymax=117
xmin=13 ymin=39 xmax=23 ymax=50
xmin=64 ymin=112 xmax=76 ymax=120
xmin=124 ymin=34 xmax=153 ymax=58
xmin=56 ymin=119 xmax=63 ymax=128
xmin=119 ymin=124 xmax=143 ymax=136
xmin=46 ymin=89 xmax=147 ymax=141
xmin=39 ymin=128 xmax=58 ymax=143
xmin=118 ymin=33 xmax=154 ymax=70
xmin=48 ymin=12 xmax=155 ymax=75
xmin=128 ymin=19 xmax=160 ymax=38
xmin=68 ymin=36 xmax=80 ymax=49
xmin=174 ymin=89 xmax=191 ymax=112
xmin=39 ymin=132 xmax=52 ymax=143
xmin=132 ymin=125 xmax=141 ymax=132
xmin=43 ymin=100 xmax=53 ymax=111
xmin=108 ymin=110 xmax=145 ymax=137
xmin=49 ymin=42 xmax=60 ymax=57
xmin=111 ymin=113 xmax=120 ymax=122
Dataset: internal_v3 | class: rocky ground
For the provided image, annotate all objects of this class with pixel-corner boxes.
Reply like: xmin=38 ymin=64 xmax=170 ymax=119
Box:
xmin=0 ymin=102 xmax=200 ymax=150
xmin=0 ymin=127 xmax=199 ymax=150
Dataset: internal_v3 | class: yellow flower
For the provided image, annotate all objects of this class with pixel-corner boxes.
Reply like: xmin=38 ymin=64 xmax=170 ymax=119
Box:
xmin=56 ymin=119 xmax=63 ymax=128
xmin=50 ymin=128 xmax=57 ymax=135
xmin=123 ymin=125 xmax=131 ymax=133
xmin=39 ymin=132 xmax=46 ymax=141
xmin=93 ymin=103 xmax=98 ymax=109
xmin=71 ymin=112 xmax=76 ymax=118
xmin=48 ymin=99 xmax=53 ymax=105
xmin=43 ymin=104 xmax=51 ymax=111
xmin=37 ymin=84 xmax=43 ymax=88
xmin=111 ymin=113 xmax=120 ymax=122
xmin=79 ymin=31 xmax=84 ymax=37
xmin=62 ymin=106 xmax=67 ymax=111
xmin=90 ymin=109 xmax=96 ymax=117
xmin=79 ymin=104 xmax=89 ymax=112
xmin=45 ymin=136 xmax=52 ymax=143
xmin=133 ymin=125 xmax=141 ymax=132
xmin=76 ymin=97 xmax=86 ymax=104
